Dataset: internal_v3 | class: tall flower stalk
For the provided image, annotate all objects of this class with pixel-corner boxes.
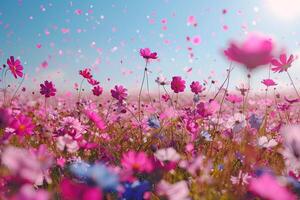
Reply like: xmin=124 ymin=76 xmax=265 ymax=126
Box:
xmin=138 ymin=48 xmax=158 ymax=122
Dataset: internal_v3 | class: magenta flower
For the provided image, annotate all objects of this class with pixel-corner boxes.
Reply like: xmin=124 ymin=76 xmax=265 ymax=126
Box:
xmin=224 ymin=33 xmax=274 ymax=70
xmin=262 ymin=78 xmax=277 ymax=87
xmin=271 ymin=53 xmax=295 ymax=73
xmin=7 ymin=56 xmax=24 ymax=78
xmin=225 ymin=94 xmax=243 ymax=104
xmin=162 ymin=94 xmax=170 ymax=102
xmin=190 ymin=81 xmax=205 ymax=94
xmin=171 ymin=76 xmax=186 ymax=93
xmin=121 ymin=151 xmax=154 ymax=173
xmin=248 ymin=174 xmax=296 ymax=200
xmin=79 ymin=68 xmax=93 ymax=79
xmin=92 ymin=85 xmax=103 ymax=96
xmin=10 ymin=114 xmax=34 ymax=137
xmin=140 ymin=48 xmax=158 ymax=60
xmin=84 ymin=109 xmax=106 ymax=130
xmin=60 ymin=178 xmax=102 ymax=200
xmin=111 ymin=85 xmax=128 ymax=102
xmin=197 ymin=100 xmax=220 ymax=118
xmin=40 ymin=80 xmax=56 ymax=98
xmin=87 ymin=78 xmax=100 ymax=86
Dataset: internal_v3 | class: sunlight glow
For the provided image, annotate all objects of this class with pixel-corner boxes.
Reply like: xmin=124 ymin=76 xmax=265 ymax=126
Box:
xmin=265 ymin=0 xmax=300 ymax=20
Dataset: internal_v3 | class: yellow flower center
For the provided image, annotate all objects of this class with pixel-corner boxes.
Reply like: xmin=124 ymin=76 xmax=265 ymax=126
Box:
xmin=18 ymin=124 xmax=26 ymax=132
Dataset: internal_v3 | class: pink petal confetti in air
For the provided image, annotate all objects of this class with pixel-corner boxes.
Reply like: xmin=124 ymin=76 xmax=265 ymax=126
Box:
xmin=40 ymin=61 xmax=48 ymax=69
xmin=36 ymin=44 xmax=42 ymax=49
xmin=184 ymin=67 xmax=193 ymax=73
xmin=191 ymin=35 xmax=201 ymax=45
xmin=161 ymin=18 xmax=167 ymax=24
xmin=44 ymin=29 xmax=50 ymax=35
xmin=187 ymin=15 xmax=197 ymax=27
xmin=222 ymin=9 xmax=227 ymax=14
xmin=223 ymin=25 xmax=229 ymax=31
xmin=74 ymin=9 xmax=82 ymax=15
xmin=149 ymin=18 xmax=155 ymax=24
xmin=61 ymin=28 xmax=70 ymax=34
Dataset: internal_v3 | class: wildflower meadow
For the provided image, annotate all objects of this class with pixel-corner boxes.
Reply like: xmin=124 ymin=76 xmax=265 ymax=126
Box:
xmin=1 ymin=1 xmax=300 ymax=200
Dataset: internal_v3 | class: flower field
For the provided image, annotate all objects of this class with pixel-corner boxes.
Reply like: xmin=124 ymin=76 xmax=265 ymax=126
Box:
xmin=1 ymin=36 xmax=300 ymax=200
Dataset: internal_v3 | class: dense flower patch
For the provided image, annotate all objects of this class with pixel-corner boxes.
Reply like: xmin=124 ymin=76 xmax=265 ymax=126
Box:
xmin=1 ymin=38 xmax=300 ymax=200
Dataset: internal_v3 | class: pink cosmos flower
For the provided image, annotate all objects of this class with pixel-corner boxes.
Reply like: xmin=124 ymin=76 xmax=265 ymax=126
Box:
xmin=226 ymin=94 xmax=243 ymax=104
xmin=224 ymin=33 xmax=274 ymax=70
xmin=111 ymin=85 xmax=128 ymax=102
xmin=7 ymin=56 xmax=24 ymax=78
xmin=84 ymin=109 xmax=106 ymax=130
xmin=190 ymin=81 xmax=205 ymax=94
xmin=262 ymin=78 xmax=277 ymax=87
xmin=2 ymin=146 xmax=53 ymax=185
xmin=157 ymin=180 xmax=190 ymax=200
xmin=140 ymin=48 xmax=158 ymax=60
xmin=271 ymin=53 xmax=295 ymax=73
xmin=92 ymin=85 xmax=103 ymax=96
xmin=40 ymin=80 xmax=56 ymax=98
xmin=57 ymin=135 xmax=79 ymax=153
xmin=197 ymin=100 xmax=220 ymax=118
xmin=10 ymin=114 xmax=34 ymax=137
xmin=87 ymin=78 xmax=100 ymax=86
xmin=121 ymin=151 xmax=154 ymax=173
xmin=154 ymin=148 xmax=181 ymax=170
xmin=248 ymin=174 xmax=296 ymax=200
xmin=60 ymin=178 xmax=102 ymax=200
xmin=13 ymin=184 xmax=50 ymax=200
xmin=79 ymin=68 xmax=92 ymax=79
xmin=171 ymin=76 xmax=186 ymax=93
xmin=231 ymin=170 xmax=251 ymax=185
xmin=162 ymin=94 xmax=170 ymax=102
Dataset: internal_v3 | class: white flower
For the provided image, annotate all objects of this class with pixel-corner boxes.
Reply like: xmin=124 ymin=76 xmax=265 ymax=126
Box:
xmin=157 ymin=180 xmax=190 ymax=200
xmin=154 ymin=147 xmax=181 ymax=162
xmin=258 ymin=136 xmax=278 ymax=148
xmin=57 ymin=135 xmax=79 ymax=153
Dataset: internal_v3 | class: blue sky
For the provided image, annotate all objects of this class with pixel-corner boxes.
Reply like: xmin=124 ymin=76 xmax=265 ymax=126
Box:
xmin=1 ymin=0 xmax=300 ymax=93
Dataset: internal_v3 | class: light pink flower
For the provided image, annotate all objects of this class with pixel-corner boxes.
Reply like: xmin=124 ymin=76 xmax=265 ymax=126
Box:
xmin=224 ymin=33 xmax=274 ymax=70
xmin=121 ymin=151 xmax=154 ymax=173
xmin=157 ymin=180 xmax=190 ymax=200
xmin=248 ymin=174 xmax=296 ymax=200
xmin=271 ymin=53 xmax=295 ymax=73
xmin=84 ymin=109 xmax=106 ymax=130
xmin=226 ymin=94 xmax=243 ymax=104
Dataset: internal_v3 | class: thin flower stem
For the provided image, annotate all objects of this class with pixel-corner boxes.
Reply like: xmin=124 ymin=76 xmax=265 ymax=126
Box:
xmin=286 ymin=70 xmax=300 ymax=98
xmin=10 ymin=75 xmax=25 ymax=104
xmin=212 ymin=62 xmax=233 ymax=100
xmin=138 ymin=61 xmax=147 ymax=122
xmin=105 ymin=100 xmax=114 ymax=122
xmin=2 ymin=69 xmax=8 ymax=105
xmin=77 ymin=78 xmax=85 ymax=103
xmin=145 ymin=68 xmax=153 ymax=106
